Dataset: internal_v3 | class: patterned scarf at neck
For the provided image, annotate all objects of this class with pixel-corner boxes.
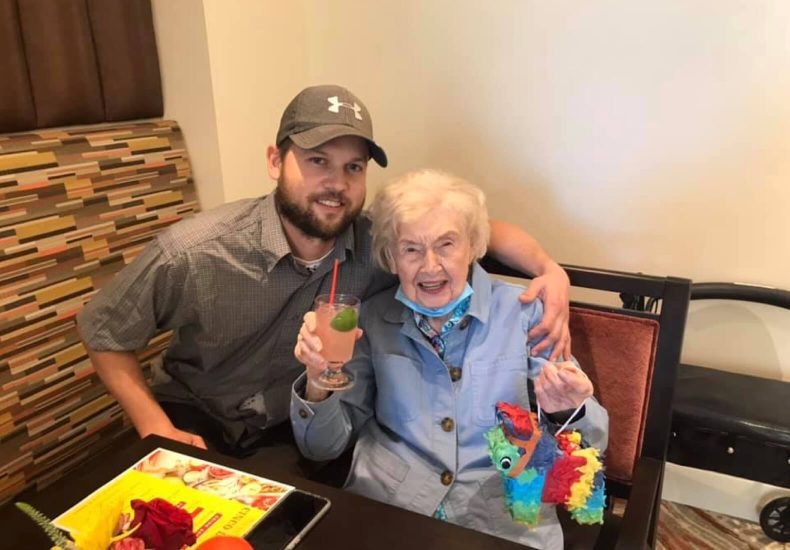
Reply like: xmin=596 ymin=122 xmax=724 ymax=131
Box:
xmin=413 ymin=296 xmax=471 ymax=360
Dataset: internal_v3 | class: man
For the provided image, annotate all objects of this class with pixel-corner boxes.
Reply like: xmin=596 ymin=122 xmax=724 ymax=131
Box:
xmin=77 ymin=85 xmax=570 ymax=457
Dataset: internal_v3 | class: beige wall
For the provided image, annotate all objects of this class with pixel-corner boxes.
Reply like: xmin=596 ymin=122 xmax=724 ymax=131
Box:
xmin=202 ymin=0 xmax=309 ymax=202
xmin=189 ymin=0 xmax=790 ymax=380
xmin=155 ymin=0 xmax=789 ymax=519
xmin=152 ymin=0 xmax=310 ymax=208
xmin=151 ymin=0 xmax=224 ymax=209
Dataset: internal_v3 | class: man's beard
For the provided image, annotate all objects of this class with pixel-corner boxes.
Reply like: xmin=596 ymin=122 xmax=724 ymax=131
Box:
xmin=275 ymin=180 xmax=363 ymax=241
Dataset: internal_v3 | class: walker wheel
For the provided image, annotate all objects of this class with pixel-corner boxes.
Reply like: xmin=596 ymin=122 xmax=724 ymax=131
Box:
xmin=759 ymin=497 xmax=790 ymax=542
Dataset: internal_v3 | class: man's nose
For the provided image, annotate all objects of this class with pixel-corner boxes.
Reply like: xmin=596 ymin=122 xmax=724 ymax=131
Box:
xmin=322 ymin=166 xmax=348 ymax=190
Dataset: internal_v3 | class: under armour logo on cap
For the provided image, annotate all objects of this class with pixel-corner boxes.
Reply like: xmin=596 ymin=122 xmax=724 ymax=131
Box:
xmin=276 ymin=84 xmax=388 ymax=166
xmin=327 ymin=96 xmax=363 ymax=120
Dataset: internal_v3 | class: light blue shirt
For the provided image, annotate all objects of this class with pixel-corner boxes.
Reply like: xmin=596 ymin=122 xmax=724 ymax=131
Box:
xmin=291 ymin=263 xmax=608 ymax=549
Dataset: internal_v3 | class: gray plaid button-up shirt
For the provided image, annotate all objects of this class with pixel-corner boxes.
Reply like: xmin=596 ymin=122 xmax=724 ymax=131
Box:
xmin=77 ymin=194 xmax=395 ymax=443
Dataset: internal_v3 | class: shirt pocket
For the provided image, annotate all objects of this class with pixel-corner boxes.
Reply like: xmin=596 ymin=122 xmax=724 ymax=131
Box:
xmin=469 ymin=353 xmax=530 ymax=427
xmin=372 ymin=353 xmax=423 ymax=425
xmin=345 ymin=435 xmax=410 ymax=502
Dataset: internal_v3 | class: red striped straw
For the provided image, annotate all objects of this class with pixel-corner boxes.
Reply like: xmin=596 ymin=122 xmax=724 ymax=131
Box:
xmin=329 ymin=258 xmax=339 ymax=304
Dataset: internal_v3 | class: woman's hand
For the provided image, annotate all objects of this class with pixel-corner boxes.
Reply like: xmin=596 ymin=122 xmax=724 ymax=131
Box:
xmin=294 ymin=312 xmax=362 ymax=402
xmin=520 ymin=263 xmax=571 ymax=361
xmin=534 ymin=361 xmax=592 ymax=414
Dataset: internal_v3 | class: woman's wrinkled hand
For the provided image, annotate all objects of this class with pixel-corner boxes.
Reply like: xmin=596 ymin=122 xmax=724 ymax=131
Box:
xmin=534 ymin=361 xmax=593 ymax=414
xmin=294 ymin=312 xmax=362 ymax=402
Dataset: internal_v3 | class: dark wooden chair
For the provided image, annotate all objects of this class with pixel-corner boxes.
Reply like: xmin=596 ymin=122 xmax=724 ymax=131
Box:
xmin=481 ymin=257 xmax=691 ymax=549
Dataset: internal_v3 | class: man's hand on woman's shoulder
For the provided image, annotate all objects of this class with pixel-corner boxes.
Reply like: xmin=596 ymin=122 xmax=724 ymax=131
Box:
xmin=520 ymin=263 xmax=571 ymax=361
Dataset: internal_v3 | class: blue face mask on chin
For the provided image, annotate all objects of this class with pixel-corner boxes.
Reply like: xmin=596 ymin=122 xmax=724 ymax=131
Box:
xmin=395 ymin=283 xmax=474 ymax=317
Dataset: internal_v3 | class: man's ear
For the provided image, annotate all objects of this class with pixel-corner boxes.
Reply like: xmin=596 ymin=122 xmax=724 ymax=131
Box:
xmin=266 ymin=145 xmax=282 ymax=180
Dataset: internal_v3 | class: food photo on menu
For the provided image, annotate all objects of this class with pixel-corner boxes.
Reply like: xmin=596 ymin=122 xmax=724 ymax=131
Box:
xmin=135 ymin=449 xmax=290 ymax=512
xmin=15 ymin=448 xmax=293 ymax=549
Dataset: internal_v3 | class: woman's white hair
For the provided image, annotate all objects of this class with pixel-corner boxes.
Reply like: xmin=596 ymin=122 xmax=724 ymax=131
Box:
xmin=369 ymin=169 xmax=490 ymax=272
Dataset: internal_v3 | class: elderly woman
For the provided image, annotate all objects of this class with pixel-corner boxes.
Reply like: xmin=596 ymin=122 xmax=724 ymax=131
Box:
xmin=290 ymin=169 xmax=608 ymax=549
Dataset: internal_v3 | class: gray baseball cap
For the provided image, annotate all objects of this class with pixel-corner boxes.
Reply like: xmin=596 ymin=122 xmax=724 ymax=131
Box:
xmin=276 ymin=85 xmax=388 ymax=167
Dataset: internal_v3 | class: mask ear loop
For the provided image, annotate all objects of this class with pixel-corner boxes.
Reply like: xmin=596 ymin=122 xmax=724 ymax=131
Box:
xmin=537 ymin=399 xmax=587 ymax=437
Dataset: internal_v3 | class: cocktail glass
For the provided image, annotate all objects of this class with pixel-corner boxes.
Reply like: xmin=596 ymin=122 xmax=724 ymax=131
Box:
xmin=312 ymin=293 xmax=360 ymax=391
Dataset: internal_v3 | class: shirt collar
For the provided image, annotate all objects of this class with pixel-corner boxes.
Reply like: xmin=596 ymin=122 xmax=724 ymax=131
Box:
xmin=259 ymin=194 xmax=292 ymax=272
xmin=258 ymin=193 xmax=358 ymax=273
xmin=466 ymin=262 xmax=492 ymax=325
xmin=335 ymin=214 xmax=357 ymax=259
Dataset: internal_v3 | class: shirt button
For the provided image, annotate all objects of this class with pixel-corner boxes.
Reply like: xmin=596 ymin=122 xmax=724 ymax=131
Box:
xmin=441 ymin=417 xmax=455 ymax=432
xmin=449 ymin=367 xmax=462 ymax=382
xmin=298 ymin=408 xmax=309 ymax=419
xmin=440 ymin=470 xmax=454 ymax=486
xmin=459 ymin=317 xmax=470 ymax=330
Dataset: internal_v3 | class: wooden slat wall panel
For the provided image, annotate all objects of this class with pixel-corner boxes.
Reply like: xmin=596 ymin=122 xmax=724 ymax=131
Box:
xmin=0 ymin=120 xmax=199 ymax=502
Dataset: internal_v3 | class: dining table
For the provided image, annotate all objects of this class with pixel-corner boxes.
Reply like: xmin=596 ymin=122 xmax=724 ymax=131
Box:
xmin=0 ymin=432 xmax=531 ymax=549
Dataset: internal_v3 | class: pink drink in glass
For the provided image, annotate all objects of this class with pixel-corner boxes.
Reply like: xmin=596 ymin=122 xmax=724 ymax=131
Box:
xmin=313 ymin=294 xmax=360 ymax=390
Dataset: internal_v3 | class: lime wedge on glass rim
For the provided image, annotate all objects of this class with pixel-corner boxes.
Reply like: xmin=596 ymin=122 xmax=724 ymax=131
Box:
xmin=330 ymin=308 xmax=358 ymax=332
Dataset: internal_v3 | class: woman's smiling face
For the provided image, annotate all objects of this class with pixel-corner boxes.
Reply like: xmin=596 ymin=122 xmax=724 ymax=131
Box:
xmin=392 ymin=207 xmax=473 ymax=311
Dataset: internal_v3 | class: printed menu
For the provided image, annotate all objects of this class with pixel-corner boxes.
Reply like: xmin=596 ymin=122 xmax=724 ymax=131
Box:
xmin=53 ymin=448 xmax=293 ymax=545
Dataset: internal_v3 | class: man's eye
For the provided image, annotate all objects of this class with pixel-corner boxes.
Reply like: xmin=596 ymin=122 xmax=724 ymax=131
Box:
xmin=309 ymin=157 xmax=327 ymax=166
xmin=347 ymin=163 xmax=364 ymax=173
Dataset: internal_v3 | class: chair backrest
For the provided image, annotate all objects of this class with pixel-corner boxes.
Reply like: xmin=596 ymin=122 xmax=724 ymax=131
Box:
xmin=483 ymin=257 xmax=691 ymax=545
xmin=0 ymin=120 xmax=198 ymax=502
xmin=570 ymin=307 xmax=659 ymax=484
